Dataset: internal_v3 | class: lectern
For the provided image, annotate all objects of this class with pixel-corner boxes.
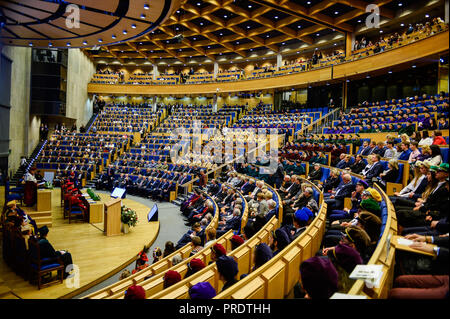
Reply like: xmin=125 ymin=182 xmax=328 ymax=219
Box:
xmin=104 ymin=198 xmax=122 ymax=236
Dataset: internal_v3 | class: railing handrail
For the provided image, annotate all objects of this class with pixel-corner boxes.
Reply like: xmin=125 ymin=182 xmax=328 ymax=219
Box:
xmin=296 ymin=107 xmax=341 ymax=139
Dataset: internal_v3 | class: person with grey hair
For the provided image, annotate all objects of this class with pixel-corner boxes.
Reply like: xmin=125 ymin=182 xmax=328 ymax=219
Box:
xmin=280 ymin=175 xmax=301 ymax=200
xmin=246 ymin=180 xmax=264 ymax=201
xmin=264 ymin=199 xmax=278 ymax=222
xmin=324 ymin=173 xmax=355 ymax=214
xmin=308 ymin=163 xmax=323 ymax=183
xmin=171 ymin=254 xmax=183 ymax=266
xmin=283 ymin=186 xmax=318 ymax=219
xmin=283 ymin=180 xmax=307 ymax=206
xmin=216 ymin=208 xmax=242 ymax=237
xmin=279 ymin=175 xmax=292 ymax=192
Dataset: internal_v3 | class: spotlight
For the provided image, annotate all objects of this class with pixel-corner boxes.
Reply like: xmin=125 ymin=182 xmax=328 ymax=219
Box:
xmin=0 ymin=15 xmax=6 ymax=29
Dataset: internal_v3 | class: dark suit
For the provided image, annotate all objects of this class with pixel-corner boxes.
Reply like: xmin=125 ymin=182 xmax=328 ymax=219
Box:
xmin=350 ymin=160 xmax=367 ymax=174
xmin=283 ymin=182 xmax=301 ymax=199
xmin=325 ymin=182 xmax=355 ymax=212
xmin=364 ymin=162 xmax=384 ymax=181
xmin=265 ymin=208 xmax=278 ymax=222
xmin=216 ymin=216 xmax=241 ymax=237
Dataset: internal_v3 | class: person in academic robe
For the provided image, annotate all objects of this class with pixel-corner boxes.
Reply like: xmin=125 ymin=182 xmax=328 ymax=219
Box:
xmin=36 ymin=226 xmax=73 ymax=279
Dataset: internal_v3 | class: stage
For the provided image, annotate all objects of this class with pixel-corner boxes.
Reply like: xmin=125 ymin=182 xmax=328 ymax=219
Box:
xmin=0 ymin=187 xmax=160 ymax=299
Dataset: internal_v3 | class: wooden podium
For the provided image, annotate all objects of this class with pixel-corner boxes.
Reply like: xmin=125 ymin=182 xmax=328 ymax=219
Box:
xmin=104 ymin=198 xmax=122 ymax=236
xmin=37 ymin=189 xmax=52 ymax=211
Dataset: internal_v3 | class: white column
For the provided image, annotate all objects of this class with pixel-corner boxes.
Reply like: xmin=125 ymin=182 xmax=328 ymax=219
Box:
xmin=152 ymin=64 xmax=159 ymax=80
xmin=152 ymin=96 xmax=157 ymax=113
xmin=213 ymin=62 xmax=218 ymax=79
xmin=276 ymin=53 xmax=282 ymax=71
xmin=213 ymin=94 xmax=218 ymax=112
xmin=446 ymin=0 xmax=449 ymax=24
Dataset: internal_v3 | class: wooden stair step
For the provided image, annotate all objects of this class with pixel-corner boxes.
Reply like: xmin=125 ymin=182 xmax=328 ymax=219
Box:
xmin=26 ymin=211 xmax=52 ymax=218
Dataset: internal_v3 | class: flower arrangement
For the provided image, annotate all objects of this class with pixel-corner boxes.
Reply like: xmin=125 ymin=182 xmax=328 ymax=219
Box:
xmin=121 ymin=206 xmax=138 ymax=227
xmin=87 ymin=188 xmax=100 ymax=201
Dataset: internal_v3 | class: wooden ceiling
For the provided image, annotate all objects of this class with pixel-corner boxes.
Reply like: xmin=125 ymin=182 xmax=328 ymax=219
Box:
xmin=84 ymin=0 xmax=403 ymax=66
xmin=0 ymin=0 xmax=181 ymax=48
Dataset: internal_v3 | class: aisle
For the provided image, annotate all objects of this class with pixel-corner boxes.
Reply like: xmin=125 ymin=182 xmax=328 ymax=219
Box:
xmin=73 ymin=191 xmax=187 ymax=299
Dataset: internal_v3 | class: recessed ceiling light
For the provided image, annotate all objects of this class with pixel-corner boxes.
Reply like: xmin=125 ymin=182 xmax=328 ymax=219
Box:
xmin=197 ymin=2 xmax=201 ymax=6
xmin=66 ymin=42 xmax=71 ymax=46
xmin=123 ymin=30 xmax=127 ymax=34
xmin=398 ymin=3 xmax=403 ymax=6
xmin=200 ymin=22 xmax=204 ymax=26
xmin=224 ymin=15 xmax=227 ymax=18
xmin=98 ymin=39 xmax=103 ymax=43
xmin=275 ymin=16 xmax=278 ymax=19
xmin=83 ymin=41 xmax=87 ymax=45
xmin=28 ymin=42 xmax=33 ymax=46
xmin=357 ymin=20 xmax=362 ymax=23
xmin=248 ymin=5 xmax=252 ymax=8
xmin=425 ymin=14 xmax=430 ymax=18
xmin=193 ymin=37 xmax=197 ymax=40
xmin=112 ymin=34 xmax=116 ymax=39
xmin=140 ymin=14 xmax=146 ymax=19
xmin=131 ymin=24 xmax=137 ymax=29
xmin=48 ymin=42 xmax=53 ymax=47
xmin=144 ymin=4 xmax=149 ymax=9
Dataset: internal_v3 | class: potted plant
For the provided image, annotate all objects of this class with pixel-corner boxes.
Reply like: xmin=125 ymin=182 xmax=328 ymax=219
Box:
xmin=120 ymin=206 xmax=138 ymax=234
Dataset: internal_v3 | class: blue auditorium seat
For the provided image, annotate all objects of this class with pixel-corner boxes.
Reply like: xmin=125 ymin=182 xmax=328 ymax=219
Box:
xmin=441 ymin=147 xmax=449 ymax=163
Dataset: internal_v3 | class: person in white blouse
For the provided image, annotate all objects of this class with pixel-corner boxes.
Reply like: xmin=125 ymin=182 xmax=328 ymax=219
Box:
xmin=24 ymin=167 xmax=38 ymax=183
xmin=392 ymin=161 xmax=428 ymax=201
xmin=418 ymin=131 xmax=433 ymax=146
xmin=423 ymin=145 xmax=443 ymax=167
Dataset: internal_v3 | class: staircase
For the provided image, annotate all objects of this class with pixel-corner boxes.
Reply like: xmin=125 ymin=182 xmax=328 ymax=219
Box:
xmin=26 ymin=210 xmax=53 ymax=228
xmin=84 ymin=172 xmax=101 ymax=189
xmin=85 ymin=113 xmax=99 ymax=133
xmin=10 ymin=140 xmax=47 ymax=186
xmin=171 ymin=191 xmax=192 ymax=207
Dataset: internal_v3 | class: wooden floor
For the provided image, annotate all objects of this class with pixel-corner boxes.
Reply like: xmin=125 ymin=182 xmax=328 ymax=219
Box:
xmin=0 ymin=187 xmax=159 ymax=299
